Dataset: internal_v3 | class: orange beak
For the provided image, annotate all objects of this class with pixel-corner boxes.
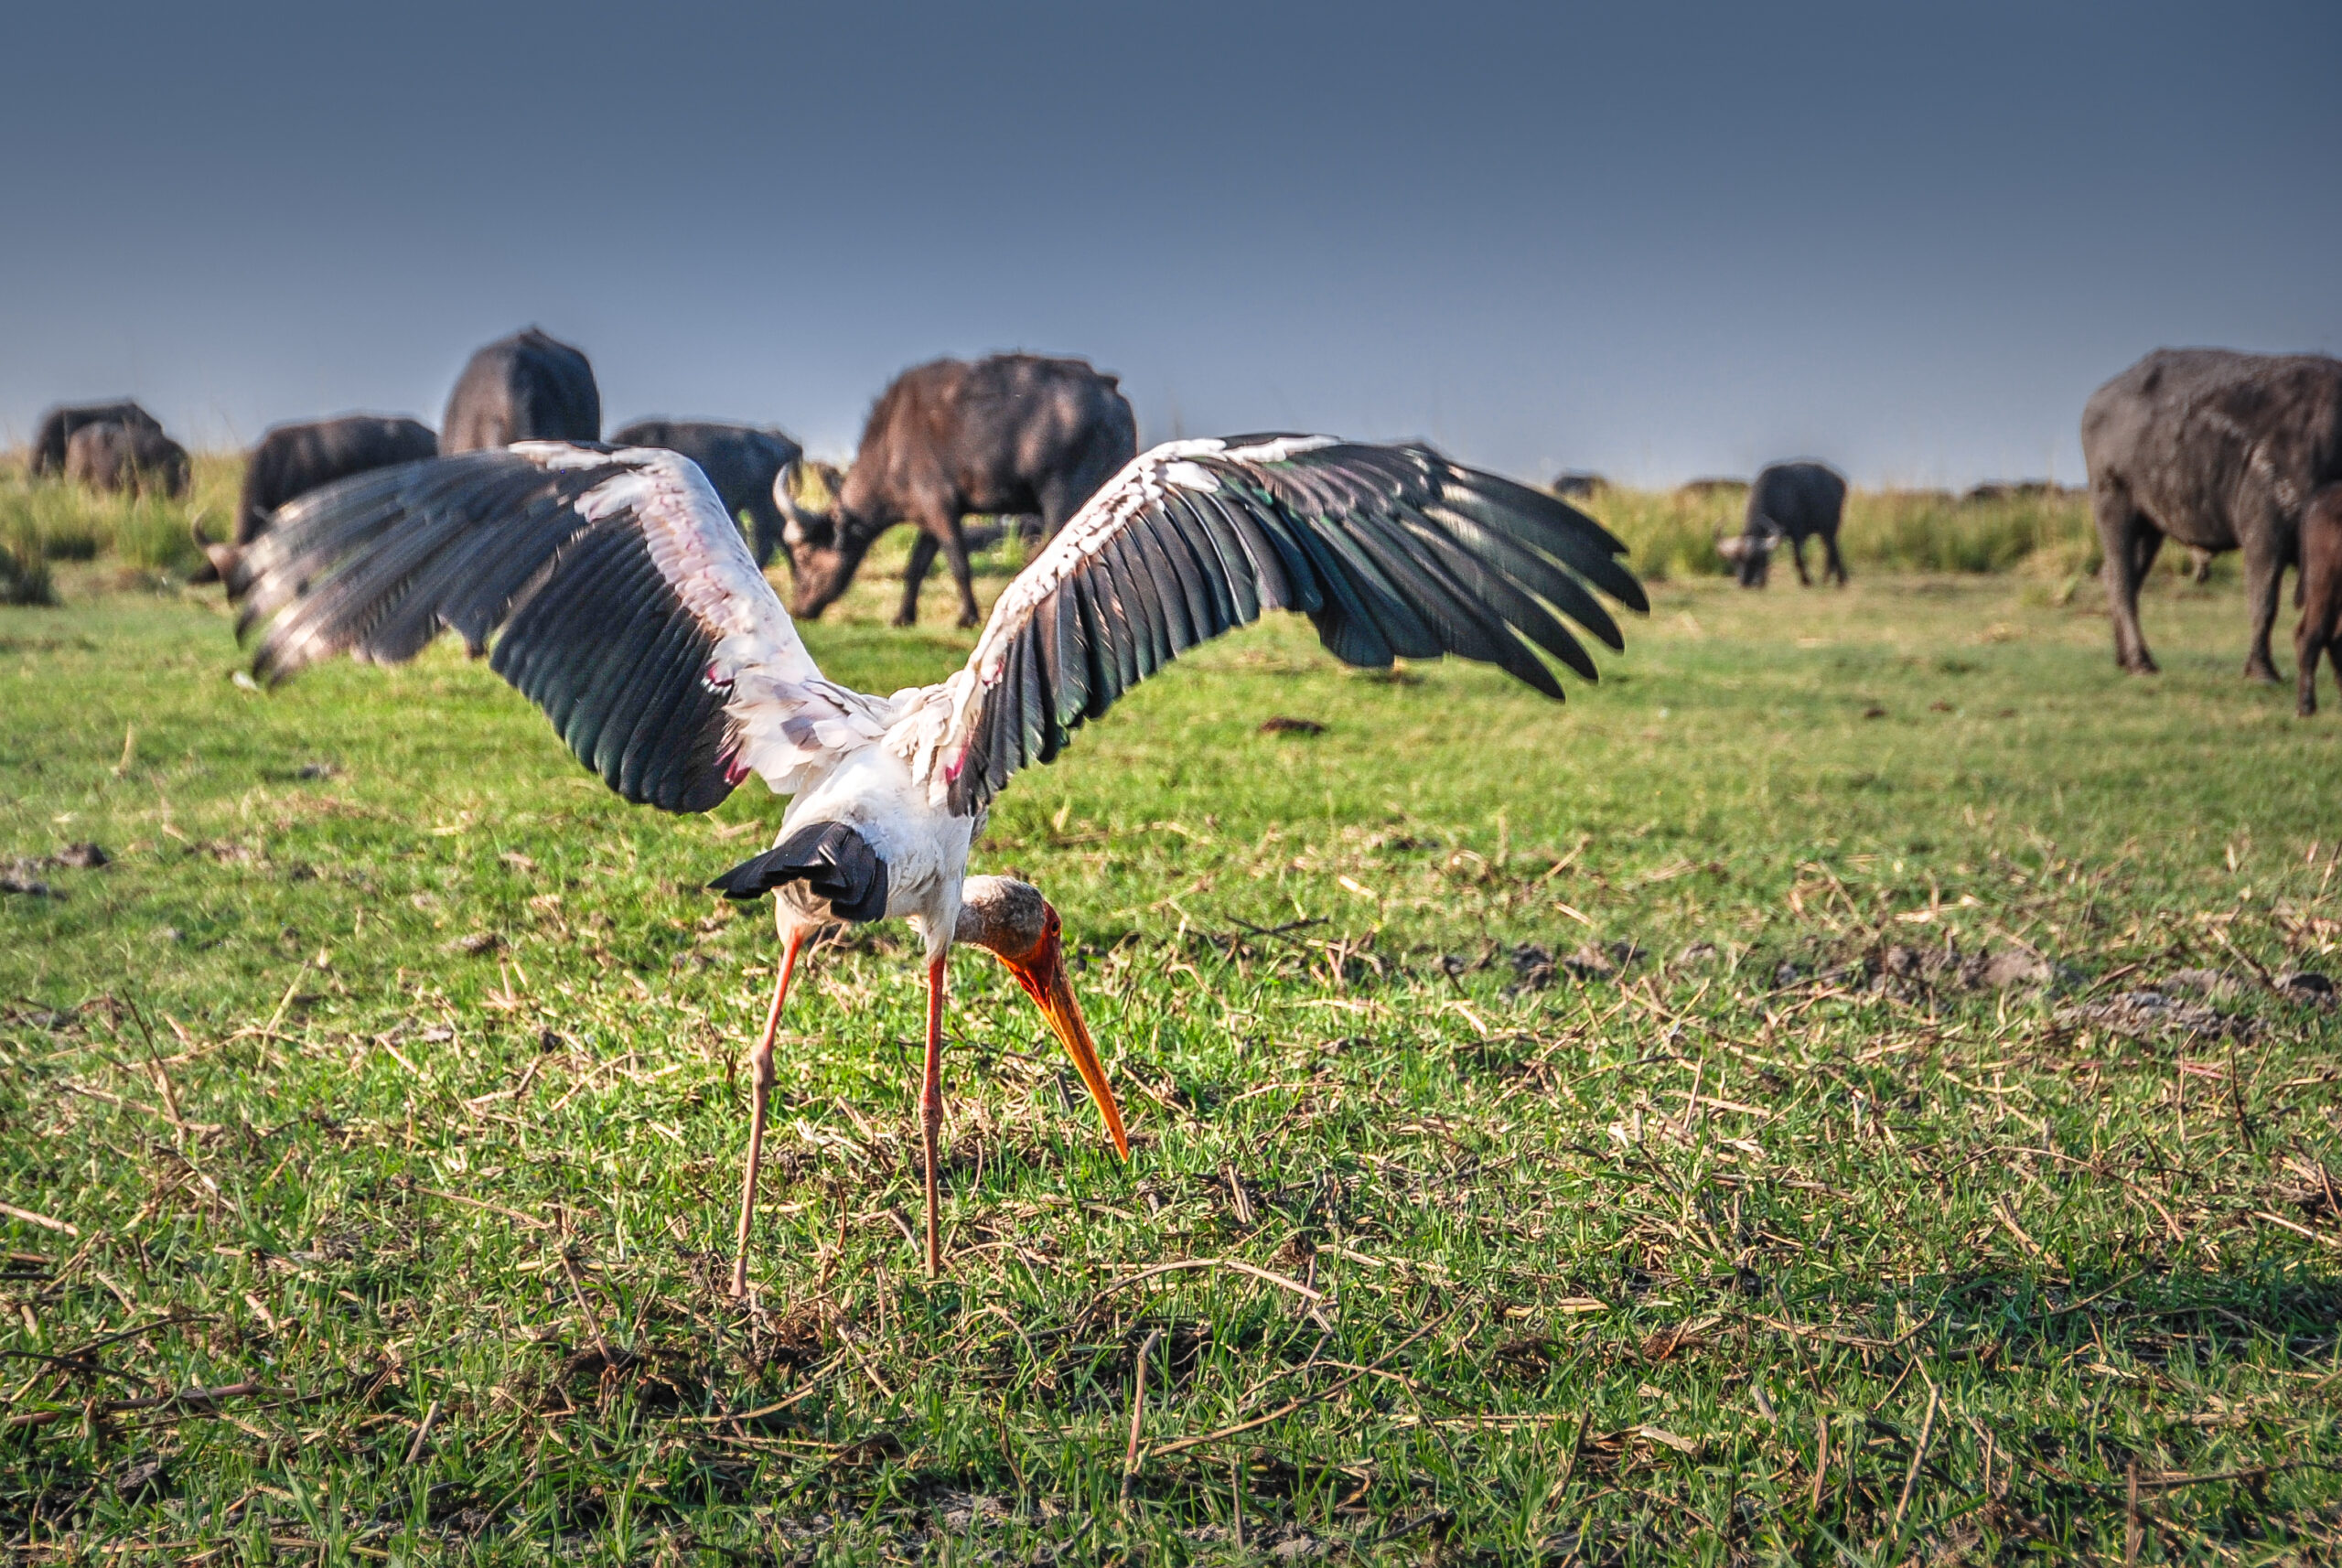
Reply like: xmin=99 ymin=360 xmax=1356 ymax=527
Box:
xmin=996 ymin=911 xmax=1130 ymax=1159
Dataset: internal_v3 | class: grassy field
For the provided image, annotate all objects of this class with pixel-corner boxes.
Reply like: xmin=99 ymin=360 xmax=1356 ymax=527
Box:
xmin=4 ymin=517 xmax=2341 ymax=1563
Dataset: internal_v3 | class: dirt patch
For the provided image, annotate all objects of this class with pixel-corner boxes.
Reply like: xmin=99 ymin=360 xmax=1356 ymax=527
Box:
xmin=2277 ymin=970 xmax=2336 ymax=1006
xmin=1 ymin=862 xmax=58 ymax=897
xmin=1870 ymin=940 xmax=2057 ymax=997
xmin=2055 ymin=990 xmax=2260 ymax=1040
xmin=1507 ymin=940 xmax=1647 ymax=992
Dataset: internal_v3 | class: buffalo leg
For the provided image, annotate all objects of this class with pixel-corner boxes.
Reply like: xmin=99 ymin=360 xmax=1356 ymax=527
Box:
xmin=937 ymin=516 xmax=982 ymax=628
xmin=897 ymin=532 xmax=940 ymax=627
xmin=1034 ymin=475 xmax=1091 ymax=553
xmin=2297 ymin=612 xmax=2326 ymax=717
xmin=2094 ymin=486 xmax=2157 ymax=673
xmin=1823 ymin=529 xmax=1848 ymax=585
xmin=1790 ymin=533 xmax=1812 ymax=586
xmin=2240 ymin=531 xmax=2285 ymax=682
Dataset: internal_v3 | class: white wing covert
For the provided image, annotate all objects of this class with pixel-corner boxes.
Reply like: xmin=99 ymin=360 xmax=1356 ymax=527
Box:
xmin=895 ymin=435 xmax=1649 ymax=816
xmin=231 ymin=443 xmax=889 ymax=812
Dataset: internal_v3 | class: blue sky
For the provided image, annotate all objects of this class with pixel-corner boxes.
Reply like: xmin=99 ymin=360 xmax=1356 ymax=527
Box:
xmin=3 ymin=1 xmax=2335 ymax=486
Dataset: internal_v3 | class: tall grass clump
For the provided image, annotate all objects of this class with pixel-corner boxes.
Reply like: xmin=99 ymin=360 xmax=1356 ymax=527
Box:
xmin=0 ymin=523 xmax=57 ymax=605
xmin=1568 ymin=484 xmax=1735 ymax=581
xmin=0 ymin=450 xmax=237 ymax=582
xmin=1852 ymin=489 xmax=2098 ymax=575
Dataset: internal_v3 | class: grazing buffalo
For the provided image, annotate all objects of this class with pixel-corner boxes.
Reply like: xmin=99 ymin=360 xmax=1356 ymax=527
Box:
xmin=777 ymin=353 xmax=1137 ymax=627
xmin=609 ymin=419 xmax=803 ymax=567
xmin=194 ymin=414 xmax=440 ymax=582
xmin=1552 ymin=470 xmax=1606 ymax=498
xmin=440 ymin=328 xmax=600 ymax=454
xmin=30 ymin=401 xmax=164 ymax=477
xmin=2082 ymin=348 xmax=2342 ymax=680
xmin=1735 ymin=461 xmax=1847 ymax=587
xmin=2295 ymin=485 xmax=2342 ymax=717
xmin=238 ymin=416 xmax=437 ymax=545
xmin=1962 ymin=480 xmax=2069 ymax=504
xmin=64 ymin=422 xmax=189 ymax=498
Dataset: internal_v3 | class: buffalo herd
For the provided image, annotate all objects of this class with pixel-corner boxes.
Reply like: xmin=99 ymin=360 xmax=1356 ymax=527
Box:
xmin=27 ymin=332 xmax=1134 ymax=618
xmin=30 ymin=401 xmax=188 ymax=499
xmin=19 ymin=334 xmax=2342 ymax=711
xmin=65 ymin=421 xmax=189 ymax=499
xmin=30 ymin=401 xmax=165 ymax=478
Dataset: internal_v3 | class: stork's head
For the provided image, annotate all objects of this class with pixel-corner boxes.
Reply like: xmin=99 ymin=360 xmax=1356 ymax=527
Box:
xmin=957 ymin=875 xmax=1130 ymax=1159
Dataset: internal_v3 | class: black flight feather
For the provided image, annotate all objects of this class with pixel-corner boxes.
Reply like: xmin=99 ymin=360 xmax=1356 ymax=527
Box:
xmin=708 ymin=822 xmax=888 ymax=921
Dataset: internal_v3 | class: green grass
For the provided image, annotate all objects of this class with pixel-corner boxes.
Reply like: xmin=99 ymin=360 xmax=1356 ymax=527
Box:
xmin=4 ymin=544 xmax=2340 ymax=1563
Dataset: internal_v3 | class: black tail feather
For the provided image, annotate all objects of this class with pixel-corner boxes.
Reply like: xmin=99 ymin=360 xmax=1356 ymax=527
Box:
xmin=709 ymin=822 xmax=889 ymax=921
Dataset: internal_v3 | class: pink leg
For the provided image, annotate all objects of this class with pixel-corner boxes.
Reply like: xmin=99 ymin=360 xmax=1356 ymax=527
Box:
xmin=922 ymin=954 xmax=947 ymax=1278
xmin=732 ymin=929 xmax=806 ymax=1299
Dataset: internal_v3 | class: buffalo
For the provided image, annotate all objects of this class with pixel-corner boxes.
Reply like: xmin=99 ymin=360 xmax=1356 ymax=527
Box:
xmin=64 ymin=422 xmax=189 ymax=499
xmin=1735 ymin=461 xmax=1847 ymax=587
xmin=609 ymin=419 xmax=803 ymax=567
xmin=777 ymin=353 xmax=1137 ymax=627
xmin=1962 ymin=480 xmax=2070 ymax=504
xmin=238 ymin=415 xmax=437 ymax=546
xmin=441 ymin=328 xmax=600 ymax=454
xmin=30 ymin=401 xmax=164 ymax=478
xmin=194 ymin=414 xmax=440 ymax=582
xmin=2082 ymin=348 xmax=2342 ymax=680
xmin=2295 ymin=485 xmax=2342 ymax=717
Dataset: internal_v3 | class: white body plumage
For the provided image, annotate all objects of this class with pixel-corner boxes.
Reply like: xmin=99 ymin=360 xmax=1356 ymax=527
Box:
xmin=772 ymin=746 xmax=978 ymax=957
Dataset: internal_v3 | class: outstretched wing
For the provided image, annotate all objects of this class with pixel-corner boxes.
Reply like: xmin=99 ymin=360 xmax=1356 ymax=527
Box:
xmin=896 ymin=435 xmax=1649 ymax=815
xmin=231 ymin=443 xmax=893 ymax=812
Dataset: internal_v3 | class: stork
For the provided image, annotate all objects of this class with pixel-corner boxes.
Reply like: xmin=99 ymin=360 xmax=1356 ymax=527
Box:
xmin=227 ymin=434 xmax=1647 ymax=1294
